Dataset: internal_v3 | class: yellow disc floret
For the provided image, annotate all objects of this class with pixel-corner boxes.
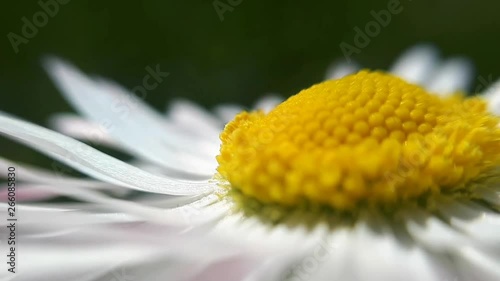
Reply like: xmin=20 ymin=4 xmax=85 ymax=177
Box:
xmin=217 ymin=71 xmax=500 ymax=211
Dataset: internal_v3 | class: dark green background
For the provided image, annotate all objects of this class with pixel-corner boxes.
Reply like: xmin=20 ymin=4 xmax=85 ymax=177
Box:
xmin=1 ymin=0 xmax=500 ymax=166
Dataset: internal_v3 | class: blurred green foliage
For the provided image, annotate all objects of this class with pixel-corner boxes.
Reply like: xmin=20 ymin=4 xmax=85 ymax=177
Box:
xmin=1 ymin=0 xmax=500 ymax=165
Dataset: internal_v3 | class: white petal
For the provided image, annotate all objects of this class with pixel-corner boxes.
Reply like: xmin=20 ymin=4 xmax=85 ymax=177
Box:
xmin=13 ymin=237 xmax=166 ymax=281
xmin=303 ymin=227 xmax=353 ymax=280
xmin=406 ymin=206 xmax=500 ymax=281
xmin=253 ymin=95 xmax=284 ymax=113
xmin=0 ymin=184 xmax=58 ymax=201
xmin=326 ymin=219 xmax=442 ymax=281
xmin=438 ymin=200 xmax=500 ymax=246
xmin=50 ymin=112 xmax=221 ymax=178
xmin=20 ymin=185 xmax=224 ymax=227
xmin=0 ymin=112 xmax=213 ymax=196
xmin=426 ymin=58 xmax=474 ymax=95
xmin=2 ymin=203 xmax=135 ymax=228
xmin=214 ymin=104 xmax=244 ymax=124
xmin=44 ymin=58 xmax=218 ymax=177
xmin=455 ymin=246 xmax=500 ymax=281
xmin=167 ymin=99 xmax=222 ymax=140
xmin=324 ymin=60 xmax=360 ymax=80
xmin=49 ymin=113 xmax=118 ymax=147
xmin=390 ymin=44 xmax=439 ymax=85
xmin=485 ymin=94 xmax=500 ymax=115
xmin=407 ymin=211 xmax=468 ymax=251
xmin=0 ymin=156 xmax=116 ymax=190
xmin=240 ymin=256 xmax=299 ymax=281
xmin=13 ymin=219 xmax=254 ymax=281
xmin=7 ymin=194 xmax=223 ymax=234
xmin=475 ymin=187 xmax=500 ymax=206
xmin=480 ymin=78 xmax=500 ymax=98
xmin=481 ymin=80 xmax=500 ymax=115
xmin=184 ymin=256 xmax=262 ymax=281
xmin=22 ymin=184 xmax=208 ymax=223
xmin=13 ymin=245 xmax=146 ymax=281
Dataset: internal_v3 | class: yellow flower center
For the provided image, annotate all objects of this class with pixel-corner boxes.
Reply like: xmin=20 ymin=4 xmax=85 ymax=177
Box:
xmin=217 ymin=71 xmax=500 ymax=212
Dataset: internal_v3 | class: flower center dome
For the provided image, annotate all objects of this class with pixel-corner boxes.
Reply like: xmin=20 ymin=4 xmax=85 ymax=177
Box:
xmin=217 ymin=71 xmax=500 ymax=211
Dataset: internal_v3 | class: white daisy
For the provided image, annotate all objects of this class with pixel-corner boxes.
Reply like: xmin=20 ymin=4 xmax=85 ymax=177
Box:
xmin=1 ymin=45 xmax=499 ymax=281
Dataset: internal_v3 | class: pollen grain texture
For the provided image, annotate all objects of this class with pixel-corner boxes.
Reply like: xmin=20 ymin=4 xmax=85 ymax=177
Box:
xmin=217 ymin=71 xmax=500 ymax=211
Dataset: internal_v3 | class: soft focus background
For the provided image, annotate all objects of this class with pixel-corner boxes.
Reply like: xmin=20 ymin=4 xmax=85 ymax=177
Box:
xmin=1 ymin=0 xmax=500 ymax=166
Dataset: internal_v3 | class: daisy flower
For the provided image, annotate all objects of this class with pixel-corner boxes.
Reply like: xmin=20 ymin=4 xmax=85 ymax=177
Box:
xmin=1 ymin=45 xmax=499 ymax=281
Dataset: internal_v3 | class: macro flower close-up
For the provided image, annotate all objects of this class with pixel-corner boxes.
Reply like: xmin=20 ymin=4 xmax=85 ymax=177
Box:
xmin=2 ymin=1 xmax=500 ymax=280
xmin=1 ymin=44 xmax=499 ymax=281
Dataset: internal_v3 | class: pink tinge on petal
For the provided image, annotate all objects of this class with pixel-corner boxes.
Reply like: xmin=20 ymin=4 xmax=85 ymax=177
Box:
xmin=49 ymin=113 xmax=118 ymax=147
xmin=0 ymin=185 xmax=58 ymax=202
xmin=186 ymin=256 xmax=259 ymax=281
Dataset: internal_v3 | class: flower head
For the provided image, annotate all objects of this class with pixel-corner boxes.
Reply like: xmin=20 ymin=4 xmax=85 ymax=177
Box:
xmin=218 ymin=71 xmax=500 ymax=213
